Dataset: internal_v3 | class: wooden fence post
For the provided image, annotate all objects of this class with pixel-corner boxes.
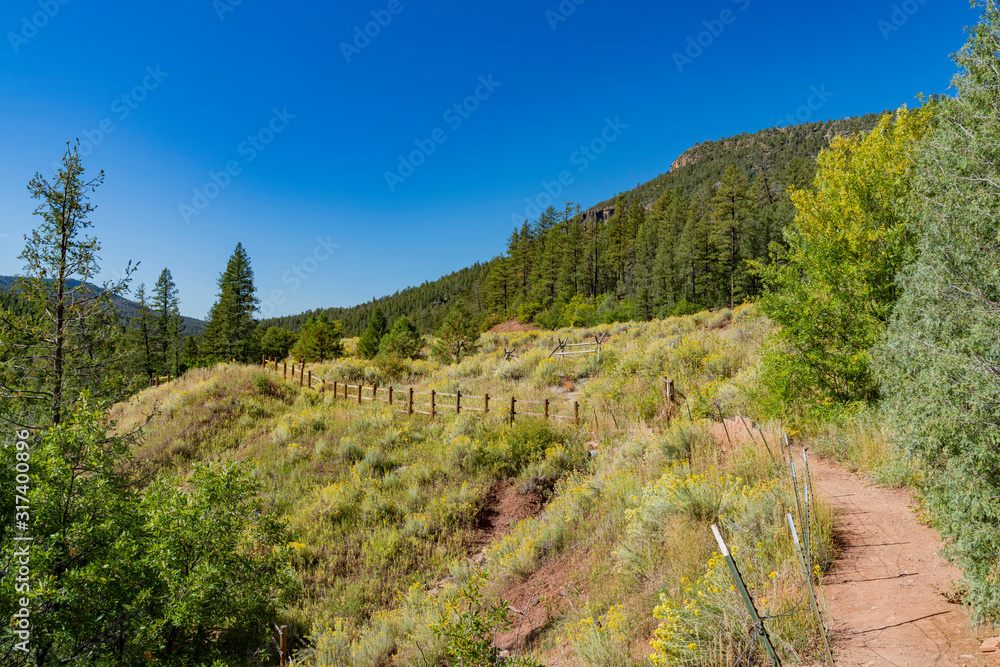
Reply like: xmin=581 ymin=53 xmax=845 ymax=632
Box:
xmin=373 ymin=384 xmax=378 ymax=404
xmin=279 ymin=624 xmax=288 ymax=667
xmin=510 ymin=396 xmax=516 ymax=424
xmin=333 ymin=380 xmax=338 ymax=396
xmin=344 ymin=382 xmax=348 ymax=400
xmin=544 ymin=398 xmax=549 ymax=419
xmin=388 ymin=386 xmax=393 ymax=406
xmin=308 ymin=372 xmax=312 ymax=390
xmin=283 ymin=362 xmax=287 ymax=379
xmin=456 ymin=390 xmax=461 ymax=415
xmin=408 ymin=387 xmax=414 ymax=415
xmin=299 ymin=365 xmax=305 ymax=388
xmin=574 ymin=400 xmax=579 ymax=426
xmin=711 ymin=525 xmax=781 ymax=667
xmin=484 ymin=393 xmax=490 ymax=415
xmin=430 ymin=390 xmax=436 ymax=419
xmin=262 ymin=355 xmax=266 ymax=367
xmin=357 ymin=384 xmax=362 ymax=405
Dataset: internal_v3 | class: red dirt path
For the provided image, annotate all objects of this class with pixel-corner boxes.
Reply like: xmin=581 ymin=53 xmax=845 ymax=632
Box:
xmin=810 ymin=457 xmax=996 ymax=666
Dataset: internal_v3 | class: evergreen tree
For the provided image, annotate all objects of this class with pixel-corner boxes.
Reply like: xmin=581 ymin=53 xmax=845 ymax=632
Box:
xmin=259 ymin=327 xmax=298 ymax=360
xmin=357 ymin=307 xmax=388 ymax=359
xmin=291 ymin=314 xmax=343 ymax=362
xmin=431 ymin=301 xmax=479 ymax=364
xmin=379 ymin=315 xmax=425 ymax=359
xmin=0 ymin=142 xmax=135 ymax=427
xmin=879 ymin=2 xmax=1000 ymax=619
xmin=180 ymin=334 xmax=200 ymax=369
xmin=483 ymin=256 xmax=512 ymax=316
xmin=710 ymin=165 xmax=755 ymax=307
xmin=203 ymin=243 xmax=259 ymax=363
xmin=152 ymin=268 xmax=183 ymax=375
xmin=128 ymin=283 xmax=156 ymax=382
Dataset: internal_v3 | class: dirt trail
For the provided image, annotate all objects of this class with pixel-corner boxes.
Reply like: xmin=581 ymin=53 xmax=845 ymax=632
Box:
xmin=810 ymin=457 xmax=994 ymax=666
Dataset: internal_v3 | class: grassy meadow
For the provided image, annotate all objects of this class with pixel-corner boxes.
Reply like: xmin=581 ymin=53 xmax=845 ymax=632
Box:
xmin=111 ymin=305 xmax=837 ymax=666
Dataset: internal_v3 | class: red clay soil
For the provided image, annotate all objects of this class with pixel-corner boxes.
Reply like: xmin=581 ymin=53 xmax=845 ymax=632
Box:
xmin=495 ymin=546 xmax=588 ymax=657
xmin=487 ymin=318 xmax=541 ymax=334
xmin=810 ymin=457 xmax=997 ymax=666
xmin=470 ymin=481 xmax=544 ymax=557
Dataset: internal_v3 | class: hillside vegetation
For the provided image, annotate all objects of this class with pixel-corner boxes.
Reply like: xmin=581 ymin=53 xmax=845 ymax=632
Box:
xmin=110 ymin=306 xmax=836 ymax=665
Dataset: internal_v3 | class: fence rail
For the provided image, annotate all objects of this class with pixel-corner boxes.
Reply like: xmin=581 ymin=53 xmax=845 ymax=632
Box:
xmin=262 ymin=357 xmax=579 ymax=425
xmin=149 ymin=374 xmax=173 ymax=387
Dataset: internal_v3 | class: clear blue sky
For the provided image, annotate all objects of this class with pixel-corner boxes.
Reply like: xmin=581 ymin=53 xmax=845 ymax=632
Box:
xmin=0 ymin=0 xmax=980 ymax=319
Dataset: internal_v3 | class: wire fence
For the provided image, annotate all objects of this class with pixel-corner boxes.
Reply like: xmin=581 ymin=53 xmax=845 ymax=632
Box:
xmin=262 ymin=357 xmax=580 ymax=425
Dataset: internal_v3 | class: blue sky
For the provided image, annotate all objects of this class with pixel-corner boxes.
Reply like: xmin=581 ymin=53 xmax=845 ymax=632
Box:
xmin=0 ymin=0 xmax=980 ymax=319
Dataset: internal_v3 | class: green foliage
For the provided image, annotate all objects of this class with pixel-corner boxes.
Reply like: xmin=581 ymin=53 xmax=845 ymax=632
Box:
xmin=0 ymin=407 xmax=294 ymax=665
xmin=291 ymin=313 xmax=343 ymax=362
xmin=752 ymin=107 xmax=932 ymax=414
xmin=878 ymin=3 xmax=1000 ymax=621
xmin=378 ymin=315 xmax=424 ymax=360
xmin=259 ymin=326 xmax=299 ymax=360
xmin=432 ymin=302 xmax=479 ymax=364
xmin=202 ymin=242 xmax=260 ymax=363
xmin=357 ymin=307 xmax=388 ymax=359
xmin=140 ymin=464 xmax=296 ymax=665
xmin=152 ymin=267 xmax=184 ymax=375
xmin=0 ymin=142 xmax=135 ymax=427
xmin=432 ymin=574 xmax=544 ymax=667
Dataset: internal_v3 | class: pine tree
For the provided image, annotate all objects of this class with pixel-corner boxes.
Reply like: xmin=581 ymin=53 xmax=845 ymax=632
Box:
xmin=203 ymin=243 xmax=259 ymax=363
xmin=710 ymin=166 xmax=754 ymax=307
xmin=0 ymin=142 xmax=135 ymax=426
xmin=128 ymin=283 xmax=156 ymax=382
xmin=379 ymin=315 xmax=425 ymax=359
xmin=291 ymin=314 xmax=343 ymax=362
xmin=357 ymin=307 xmax=388 ymax=359
xmin=484 ymin=256 xmax=512 ymax=316
xmin=431 ymin=301 xmax=479 ymax=363
xmin=152 ymin=268 xmax=183 ymax=375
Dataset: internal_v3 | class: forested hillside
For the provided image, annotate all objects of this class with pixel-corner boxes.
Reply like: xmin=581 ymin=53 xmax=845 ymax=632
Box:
xmin=261 ymin=261 xmax=494 ymax=336
xmin=0 ymin=275 xmax=206 ymax=336
xmin=262 ymin=113 xmax=883 ymax=334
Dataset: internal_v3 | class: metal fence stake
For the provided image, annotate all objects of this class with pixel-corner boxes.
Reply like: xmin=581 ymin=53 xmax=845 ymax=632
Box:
xmin=711 ymin=524 xmax=781 ymax=667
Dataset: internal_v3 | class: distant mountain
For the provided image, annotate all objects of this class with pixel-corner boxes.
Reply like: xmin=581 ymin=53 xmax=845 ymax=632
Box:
xmin=0 ymin=275 xmax=206 ymax=336
xmin=587 ymin=113 xmax=884 ymax=214
xmin=261 ymin=112 xmax=887 ymax=334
